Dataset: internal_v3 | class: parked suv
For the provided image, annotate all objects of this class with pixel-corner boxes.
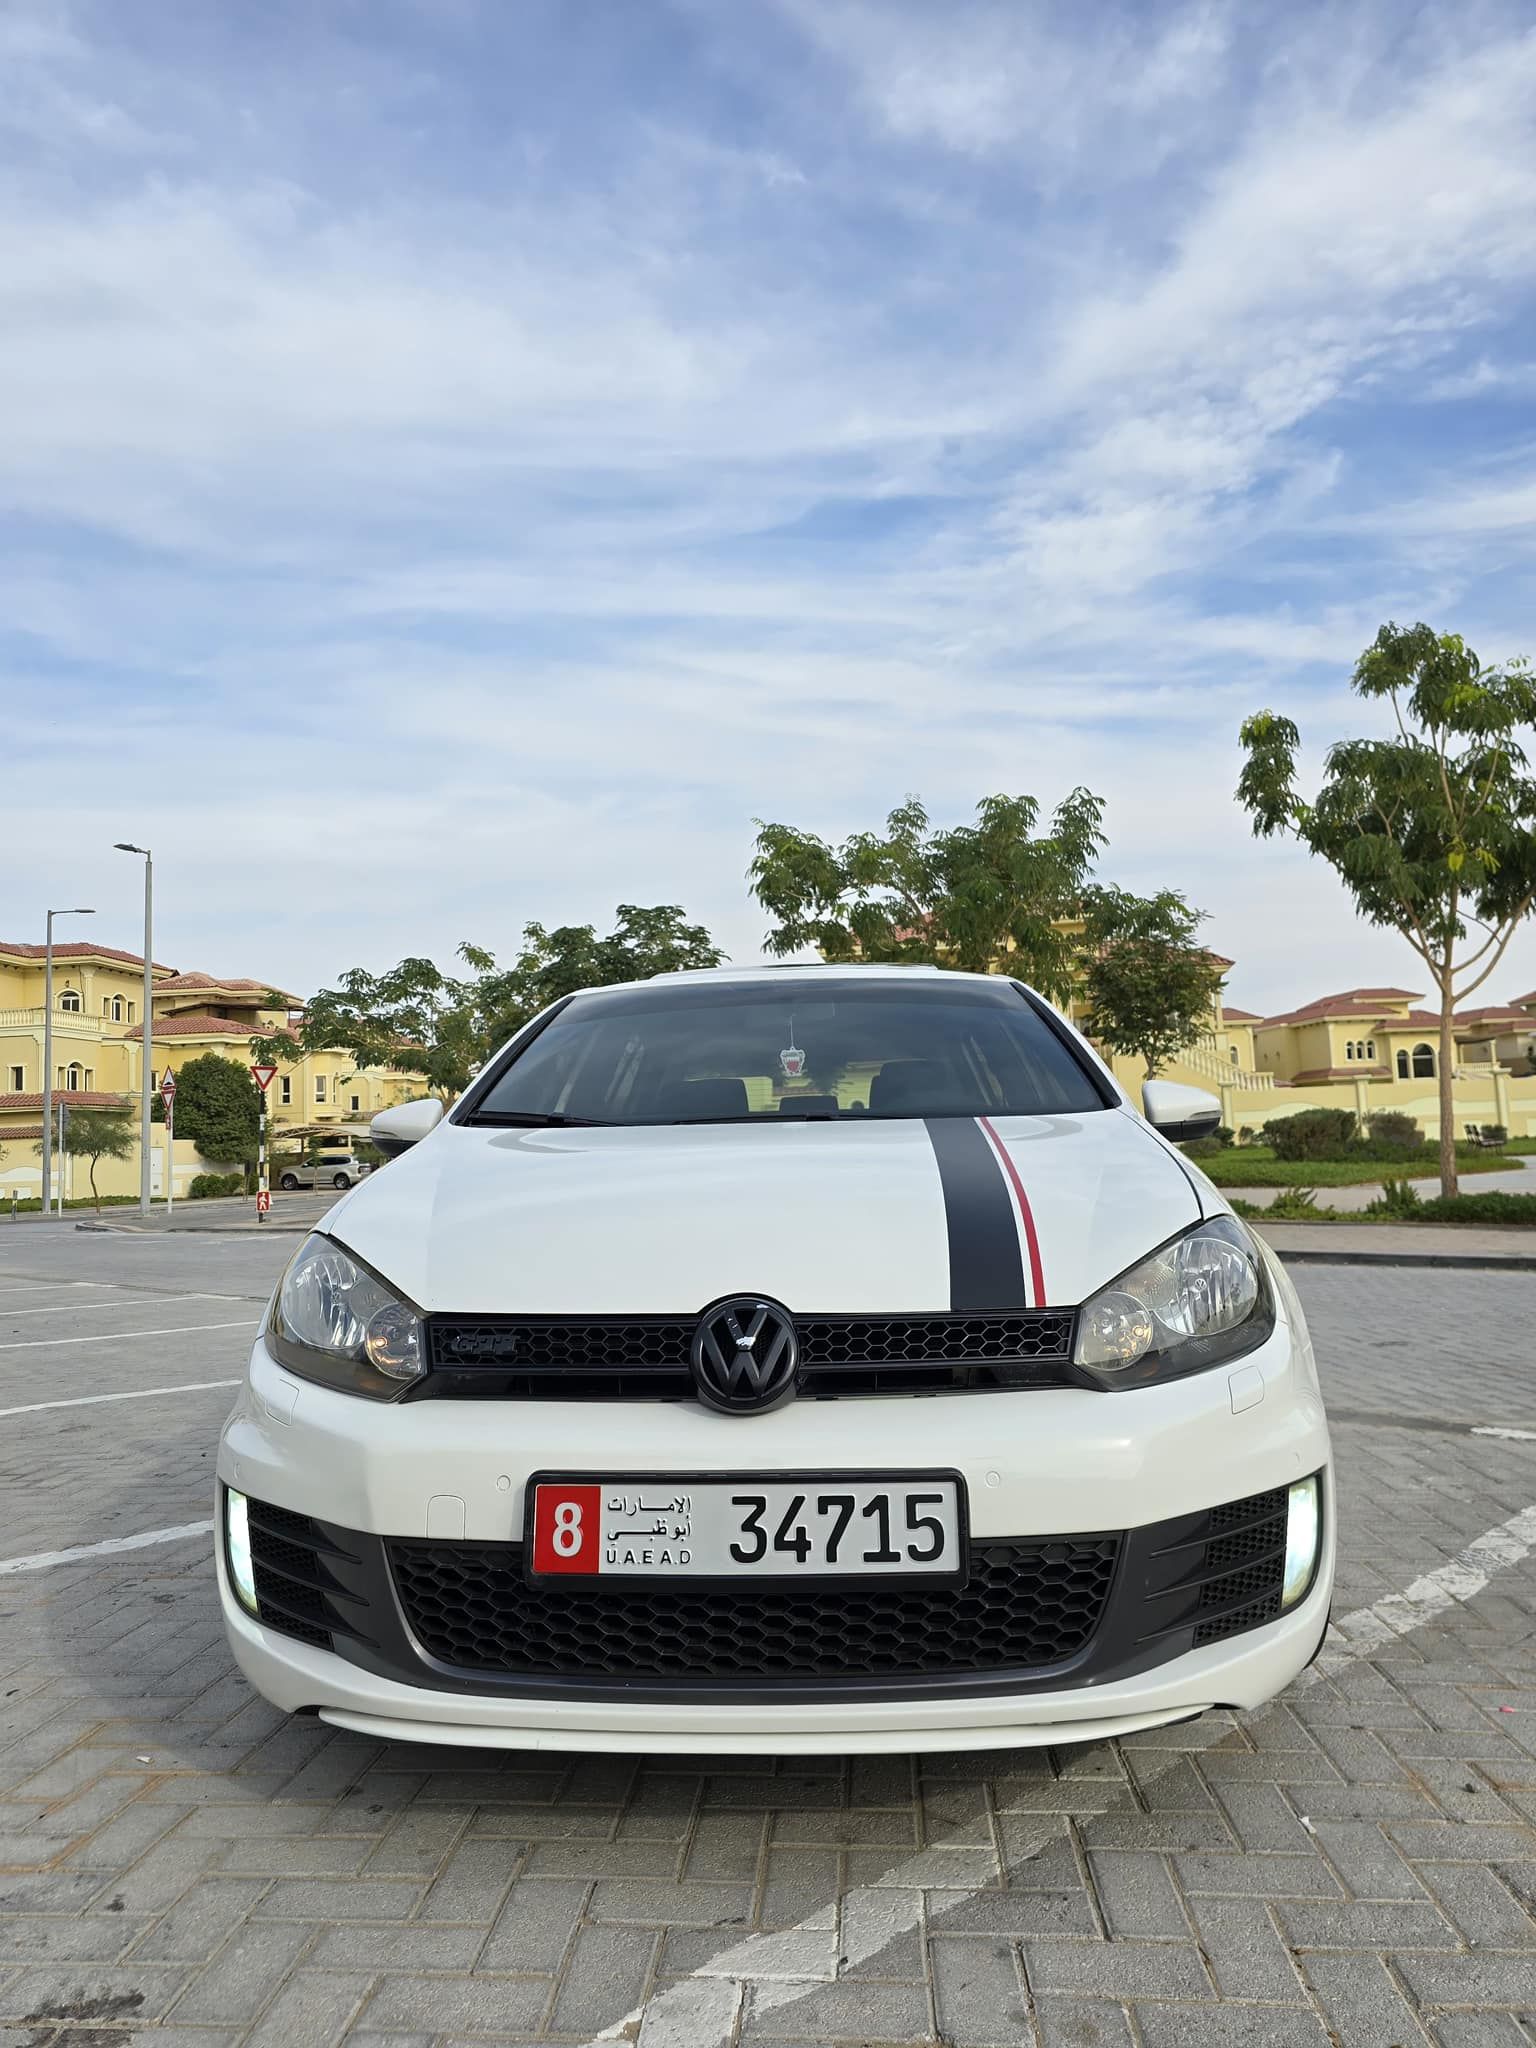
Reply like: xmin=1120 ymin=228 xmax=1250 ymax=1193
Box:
xmin=277 ymin=1147 xmax=372 ymax=1192
xmin=219 ymin=966 xmax=1332 ymax=1754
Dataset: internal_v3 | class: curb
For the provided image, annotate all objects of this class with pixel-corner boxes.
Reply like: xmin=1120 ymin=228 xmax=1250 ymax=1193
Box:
xmin=1270 ymin=1247 xmax=1536 ymax=1273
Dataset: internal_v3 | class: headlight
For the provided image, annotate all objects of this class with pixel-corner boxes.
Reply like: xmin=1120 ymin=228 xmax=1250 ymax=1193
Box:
xmin=267 ymin=1234 xmax=425 ymax=1400
xmin=1074 ymin=1215 xmax=1273 ymax=1387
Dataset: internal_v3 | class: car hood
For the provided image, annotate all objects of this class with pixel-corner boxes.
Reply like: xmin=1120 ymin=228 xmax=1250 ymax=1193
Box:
xmin=327 ymin=1108 xmax=1204 ymax=1314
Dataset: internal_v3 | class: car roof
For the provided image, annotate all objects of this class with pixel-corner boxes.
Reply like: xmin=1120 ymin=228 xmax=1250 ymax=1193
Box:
xmin=577 ymin=963 xmax=1032 ymax=998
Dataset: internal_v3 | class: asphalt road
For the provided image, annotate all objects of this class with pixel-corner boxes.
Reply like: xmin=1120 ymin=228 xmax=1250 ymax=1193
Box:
xmin=3 ymin=1228 xmax=1536 ymax=2046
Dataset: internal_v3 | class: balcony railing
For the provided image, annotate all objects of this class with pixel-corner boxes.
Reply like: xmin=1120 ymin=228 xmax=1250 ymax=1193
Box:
xmin=0 ymin=1008 xmax=114 ymax=1037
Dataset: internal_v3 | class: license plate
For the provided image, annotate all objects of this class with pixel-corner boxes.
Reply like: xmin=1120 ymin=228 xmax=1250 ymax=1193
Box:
xmin=526 ymin=1472 xmax=966 ymax=1584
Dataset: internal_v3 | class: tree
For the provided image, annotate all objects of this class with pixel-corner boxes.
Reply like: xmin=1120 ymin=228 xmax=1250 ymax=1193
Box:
xmin=748 ymin=791 xmax=1107 ymax=999
xmin=51 ymin=1107 xmax=135 ymax=1212
xmin=1079 ymin=888 xmax=1226 ymax=1077
xmin=1238 ymin=622 xmax=1536 ymax=1196
xmin=168 ymin=1054 xmax=262 ymax=1167
xmin=254 ymin=905 xmax=726 ymax=1098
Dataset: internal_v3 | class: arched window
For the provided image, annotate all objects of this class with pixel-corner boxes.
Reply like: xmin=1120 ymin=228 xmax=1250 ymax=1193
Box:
xmin=111 ymin=995 xmax=123 ymax=1022
xmin=1229 ymin=1046 xmax=1239 ymax=1065
xmin=59 ymin=990 xmax=81 ymax=1013
xmin=1412 ymin=1042 xmax=1435 ymax=1078
xmin=1367 ymin=1039 xmax=1376 ymax=1060
xmin=66 ymin=1063 xmax=83 ymax=1090
xmin=1397 ymin=1049 xmax=1409 ymax=1078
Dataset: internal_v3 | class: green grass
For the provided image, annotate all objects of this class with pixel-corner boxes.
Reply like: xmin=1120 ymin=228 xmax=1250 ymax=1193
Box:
xmin=0 ymin=1194 xmax=142 ymax=1215
xmin=1231 ymin=1189 xmax=1536 ymax=1227
xmin=1195 ymin=1145 xmax=1512 ymax=1188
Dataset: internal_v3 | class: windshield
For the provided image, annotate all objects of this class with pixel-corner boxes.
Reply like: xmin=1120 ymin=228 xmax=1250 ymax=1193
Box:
xmin=465 ymin=978 xmax=1108 ymax=1125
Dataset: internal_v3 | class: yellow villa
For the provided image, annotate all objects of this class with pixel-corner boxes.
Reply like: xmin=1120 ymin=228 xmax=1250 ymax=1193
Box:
xmin=1097 ymin=983 xmax=1536 ymax=1139
xmin=0 ymin=940 xmax=421 ymax=1203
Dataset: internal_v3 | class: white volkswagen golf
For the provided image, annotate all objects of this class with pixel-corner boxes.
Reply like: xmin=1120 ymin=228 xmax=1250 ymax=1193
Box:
xmin=217 ymin=965 xmax=1333 ymax=1755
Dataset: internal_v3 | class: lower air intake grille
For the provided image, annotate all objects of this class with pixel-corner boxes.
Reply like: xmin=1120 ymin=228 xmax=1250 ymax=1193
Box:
xmin=1191 ymin=1487 xmax=1288 ymax=1646
xmin=244 ymin=1498 xmax=367 ymax=1653
xmin=388 ymin=1537 xmax=1119 ymax=1682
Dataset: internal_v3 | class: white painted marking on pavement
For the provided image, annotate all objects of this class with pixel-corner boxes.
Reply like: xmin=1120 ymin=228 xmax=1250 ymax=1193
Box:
xmin=1474 ymin=1425 xmax=1536 ymax=1441
xmin=0 ymin=1283 xmax=111 ymax=1302
xmin=585 ymin=1494 xmax=1536 ymax=2048
xmin=0 ymin=1292 xmax=235 ymax=1320
xmin=0 ymin=1521 xmax=213 ymax=1577
xmin=0 ymin=1319 xmax=257 ymax=1351
xmin=0 ymin=1379 xmax=241 ymax=1419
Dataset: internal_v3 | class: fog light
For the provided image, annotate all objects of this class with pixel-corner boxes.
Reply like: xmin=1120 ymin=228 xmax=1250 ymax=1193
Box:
xmin=226 ymin=1489 xmax=258 ymax=1615
xmin=1282 ymin=1476 xmax=1320 ymax=1608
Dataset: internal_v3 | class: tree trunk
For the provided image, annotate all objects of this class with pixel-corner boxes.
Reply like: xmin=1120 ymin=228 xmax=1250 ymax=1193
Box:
xmin=89 ymin=1158 xmax=101 ymax=1213
xmin=1438 ymin=975 xmax=1458 ymax=1200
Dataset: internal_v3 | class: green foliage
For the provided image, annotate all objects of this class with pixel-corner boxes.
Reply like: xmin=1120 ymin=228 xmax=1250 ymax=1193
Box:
xmin=1179 ymin=1136 xmax=1226 ymax=1159
xmin=256 ymin=906 xmax=725 ymax=1098
xmin=1214 ymin=1126 xmax=1236 ymax=1147
xmin=1199 ymin=1143 xmax=1505 ymax=1188
xmin=1239 ymin=621 xmax=1536 ymax=1197
xmin=189 ymin=1171 xmax=245 ymax=1200
xmin=52 ymin=1105 xmax=136 ymax=1211
xmin=1078 ymin=887 xmax=1225 ymax=1076
xmin=1258 ymin=1186 xmax=1325 ymax=1219
xmin=1414 ymin=1189 xmax=1536 ymax=1223
xmin=747 ymin=791 xmax=1107 ymax=998
xmin=1365 ymin=1110 xmax=1421 ymax=1151
xmin=169 ymin=1054 xmax=261 ymax=1164
xmin=1264 ymin=1108 xmax=1359 ymax=1160
xmin=1364 ymin=1178 xmax=1425 ymax=1218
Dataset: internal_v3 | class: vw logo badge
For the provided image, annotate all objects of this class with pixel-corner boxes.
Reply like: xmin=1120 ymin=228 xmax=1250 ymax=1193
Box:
xmin=691 ymin=1298 xmax=799 ymax=1415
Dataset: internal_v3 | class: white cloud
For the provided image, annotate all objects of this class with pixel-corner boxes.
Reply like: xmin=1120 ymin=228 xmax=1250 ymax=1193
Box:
xmin=4 ymin=0 xmax=1536 ymax=1014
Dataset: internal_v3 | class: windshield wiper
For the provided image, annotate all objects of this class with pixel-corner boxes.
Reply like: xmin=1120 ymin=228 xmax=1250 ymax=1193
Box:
xmin=468 ymin=1111 xmax=611 ymax=1127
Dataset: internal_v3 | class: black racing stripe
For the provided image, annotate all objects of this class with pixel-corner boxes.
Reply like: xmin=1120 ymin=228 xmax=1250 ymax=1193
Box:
xmin=923 ymin=1116 xmax=1029 ymax=1311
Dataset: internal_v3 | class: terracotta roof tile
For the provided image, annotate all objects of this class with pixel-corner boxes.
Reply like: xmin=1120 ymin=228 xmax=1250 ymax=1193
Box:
xmin=1220 ymin=1007 xmax=1262 ymax=1023
xmin=122 ymin=1014 xmax=252 ymax=1041
xmin=0 ymin=941 xmax=176 ymax=972
xmin=155 ymin=972 xmax=297 ymax=1000
xmin=1287 ymin=1065 xmax=1391 ymax=1083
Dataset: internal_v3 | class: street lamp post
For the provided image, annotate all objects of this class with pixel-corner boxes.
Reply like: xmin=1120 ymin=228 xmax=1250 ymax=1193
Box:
xmin=41 ymin=907 xmax=94 ymax=1217
xmin=114 ymin=845 xmax=153 ymax=1215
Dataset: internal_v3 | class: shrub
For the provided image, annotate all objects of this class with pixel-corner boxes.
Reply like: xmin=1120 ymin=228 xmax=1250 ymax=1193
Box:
xmin=1180 ymin=1136 xmax=1226 ymax=1159
xmin=1414 ymin=1190 xmax=1536 ymax=1224
xmin=1364 ymin=1178 xmax=1424 ymax=1219
xmin=1263 ymin=1109 xmax=1357 ymax=1161
xmin=189 ymin=1171 xmax=244 ymax=1200
xmin=1212 ymin=1125 xmax=1236 ymax=1147
xmin=1483 ymin=1123 xmax=1508 ymax=1144
xmin=1366 ymin=1111 xmax=1420 ymax=1151
xmin=1261 ymin=1185 xmax=1326 ymax=1219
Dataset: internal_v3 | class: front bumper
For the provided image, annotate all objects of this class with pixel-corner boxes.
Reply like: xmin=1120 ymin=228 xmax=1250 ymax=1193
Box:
xmin=217 ymin=1308 xmax=1332 ymax=1752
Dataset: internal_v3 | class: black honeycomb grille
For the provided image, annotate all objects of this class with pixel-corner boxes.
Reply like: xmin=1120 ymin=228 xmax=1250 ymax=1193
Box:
xmin=421 ymin=1311 xmax=1076 ymax=1401
xmin=388 ymin=1537 xmax=1119 ymax=1682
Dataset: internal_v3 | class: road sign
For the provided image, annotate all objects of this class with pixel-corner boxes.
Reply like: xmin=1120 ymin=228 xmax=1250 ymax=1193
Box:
xmin=255 ymin=1189 xmax=272 ymax=1216
xmin=159 ymin=1067 xmax=177 ymax=1102
xmin=251 ymin=1064 xmax=278 ymax=1093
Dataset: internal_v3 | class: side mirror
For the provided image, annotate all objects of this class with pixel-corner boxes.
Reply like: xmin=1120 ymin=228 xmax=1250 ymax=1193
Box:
xmin=1142 ymin=1080 xmax=1222 ymax=1144
xmin=370 ymin=1098 xmax=446 ymax=1158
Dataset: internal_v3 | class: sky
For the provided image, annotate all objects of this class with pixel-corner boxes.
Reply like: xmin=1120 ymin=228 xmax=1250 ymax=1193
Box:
xmin=5 ymin=0 xmax=1536 ymax=1014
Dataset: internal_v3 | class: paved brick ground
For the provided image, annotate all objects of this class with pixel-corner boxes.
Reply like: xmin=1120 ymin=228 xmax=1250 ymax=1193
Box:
xmin=3 ymin=1232 xmax=1536 ymax=2044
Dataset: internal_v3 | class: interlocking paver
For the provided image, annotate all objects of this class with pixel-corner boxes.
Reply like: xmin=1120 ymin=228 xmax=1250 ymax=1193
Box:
xmin=6 ymin=1235 xmax=1536 ymax=2046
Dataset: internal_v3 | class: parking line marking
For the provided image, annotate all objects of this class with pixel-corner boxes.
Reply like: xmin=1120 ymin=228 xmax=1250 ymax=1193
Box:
xmin=0 ymin=1380 xmax=242 ymax=1419
xmin=0 ymin=1319 xmax=257 ymax=1352
xmin=0 ymin=1283 xmax=112 ymax=1302
xmin=0 ymin=1292 xmax=236 ymax=1321
xmin=585 ymin=1494 xmax=1536 ymax=2048
xmin=1474 ymin=1425 xmax=1536 ymax=1442
xmin=0 ymin=1521 xmax=213 ymax=1577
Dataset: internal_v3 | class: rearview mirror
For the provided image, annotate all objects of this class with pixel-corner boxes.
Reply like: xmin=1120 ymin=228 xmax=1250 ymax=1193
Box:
xmin=1142 ymin=1080 xmax=1222 ymax=1144
xmin=370 ymin=1097 xmax=446 ymax=1158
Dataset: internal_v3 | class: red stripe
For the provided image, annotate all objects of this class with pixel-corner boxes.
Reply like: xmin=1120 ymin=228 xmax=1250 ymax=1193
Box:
xmin=976 ymin=1116 xmax=1047 ymax=1307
